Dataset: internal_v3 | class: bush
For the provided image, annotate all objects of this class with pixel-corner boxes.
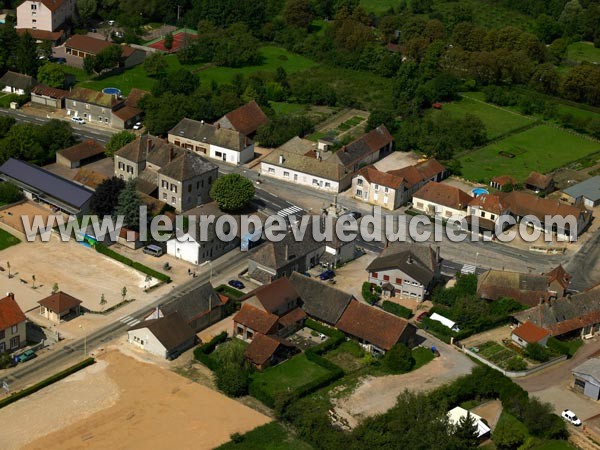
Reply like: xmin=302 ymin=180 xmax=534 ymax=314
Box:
xmin=505 ymin=356 xmax=527 ymax=371
xmin=382 ymin=301 xmax=413 ymax=319
xmin=361 ymin=282 xmax=380 ymax=304
xmin=383 ymin=343 xmax=415 ymax=373
xmin=0 ymin=94 xmax=28 ymax=109
xmin=193 ymin=331 xmax=228 ymax=369
xmin=0 ymin=352 xmax=14 ymax=369
xmin=0 ymin=182 xmax=23 ymax=205
xmin=524 ymin=342 xmax=550 ymax=362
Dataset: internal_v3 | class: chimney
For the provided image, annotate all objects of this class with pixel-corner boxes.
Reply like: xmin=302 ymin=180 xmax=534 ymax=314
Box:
xmin=169 ymin=147 xmax=175 ymax=162
xmin=435 ymin=245 xmax=440 ymax=263
xmin=7 ymin=292 xmax=14 ymax=300
xmin=216 ymin=122 xmax=220 ymax=130
xmin=407 ymin=254 xmax=413 ymax=264
xmin=146 ymin=136 xmax=152 ymax=152
xmin=279 ymin=154 xmax=284 ymax=165
xmin=342 ymin=145 xmax=347 ymax=153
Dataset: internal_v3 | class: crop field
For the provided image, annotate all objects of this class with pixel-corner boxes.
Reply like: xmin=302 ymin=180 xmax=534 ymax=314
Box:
xmin=459 ymin=125 xmax=600 ymax=182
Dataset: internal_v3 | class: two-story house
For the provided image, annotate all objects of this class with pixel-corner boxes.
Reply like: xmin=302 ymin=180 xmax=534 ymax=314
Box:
xmin=0 ymin=293 xmax=27 ymax=354
xmin=16 ymin=0 xmax=76 ymax=32
xmin=352 ymin=159 xmax=446 ymax=210
xmin=412 ymin=182 xmax=473 ymax=220
xmin=366 ymin=242 xmax=441 ymax=301
xmin=466 ymin=193 xmax=510 ymax=235
xmin=66 ymin=87 xmax=123 ymax=126
xmin=215 ymin=100 xmax=269 ymax=138
xmin=233 ymin=277 xmax=306 ymax=341
xmin=168 ymin=118 xmax=254 ymax=165
xmin=114 ymin=135 xmax=218 ymax=212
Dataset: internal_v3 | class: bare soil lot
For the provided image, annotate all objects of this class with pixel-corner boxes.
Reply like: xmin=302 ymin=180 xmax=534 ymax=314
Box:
xmin=0 ymin=201 xmax=66 ymax=239
xmin=16 ymin=350 xmax=270 ymax=450
xmin=0 ymin=235 xmax=147 ymax=312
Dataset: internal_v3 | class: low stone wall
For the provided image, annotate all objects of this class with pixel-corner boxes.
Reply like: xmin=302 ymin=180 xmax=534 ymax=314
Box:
xmin=462 ymin=345 xmax=567 ymax=378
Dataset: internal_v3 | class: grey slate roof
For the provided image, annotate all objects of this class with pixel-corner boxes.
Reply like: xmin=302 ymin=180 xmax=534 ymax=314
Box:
xmin=573 ymin=358 xmax=600 ymax=385
xmin=169 ymin=118 xmax=251 ymax=151
xmin=129 ymin=312 xmax=195 ymax=351
xmin=249 ymin=229 xmax=323 ymax=271
xmin=333 ymin=125 xmax=392 ymax=168
xmin=158 ymin=282 xmax=222 ymax=324
xmin=0 ymin=71 xmax=36 ymax=90
xmin=0 ymin=158 xmax=93 ymax=209
xmin=563 ymin=176 xmax=600 ymax=202
xmin=366 ymin=242 xmax=437 ymax=285
xmin=158 ymin=151 xmax=217 ymax=182
xmin=289 ymin=272 xmax=353 ymax=325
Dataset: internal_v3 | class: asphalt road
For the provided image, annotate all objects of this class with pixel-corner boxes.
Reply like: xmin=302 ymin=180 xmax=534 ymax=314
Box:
xmin=0 ymin=108 xmax=116 ymax=144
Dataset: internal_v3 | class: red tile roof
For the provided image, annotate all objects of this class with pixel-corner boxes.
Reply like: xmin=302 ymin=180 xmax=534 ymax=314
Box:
xmin=244 ymin=334 xmax=294 ymax=366
xmin=278 ymin=307 xmax=307 ymax=327
xmin=546 ymin=265 xmax=571 ymax=290
xmin=31 ymin=84 xmax=68 ymax=99
xmin=233 ymin=304 xmax=278 ymax=334
xmin=17 ymin=28 xmax=63 ymax=41
xmin=468 ymin=194 xmax=507 ymax=215
xmin=220 ymin=100 xmax=268 ymax=136
xmin=39 ymin=0 xmax=68 ymax=12
xmin=513 ymin=321 xmax=550 ymax=344
xmin=242 ymin=277 xmax=300 ymax=315
xmin=0 ymin=294 xmax=26 ymax=331
xmin=57 ymin=139 xmax=105 ymax=162
xmin=65 ymin=35 xmax=137 ymax=58
xmin=501 ymin=191 xmax=589 ymax=222
xmin=38 ymin=291 xmax=82 ymax=314
xmin=335 ymin=300 xmax=413 ymax=351
xmin=413 ymin=182 xmax=473 ymax=210
xmin=525 ymin=171 xmax=553 ymax=190
xmin=357 ymin=166 xmax=405 ymax=190
xmin=490 ymin=175 xmax=516 ymax=187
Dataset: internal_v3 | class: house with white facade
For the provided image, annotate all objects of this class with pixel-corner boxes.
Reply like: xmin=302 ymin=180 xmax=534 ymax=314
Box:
xmin=466 ymin=193 xmax=510 ymax=235
xmin=127 ymin=312 xmax=196 ymax=359
xmin=412 ymin=182 xmax=473 ymax=220
xmin=0 ymin=71 xmax=36 ymax=95
xmin=16 ymin=0 xmax=76 ymax=32
xmin=168 ymin=118 xmax=254 ymax=165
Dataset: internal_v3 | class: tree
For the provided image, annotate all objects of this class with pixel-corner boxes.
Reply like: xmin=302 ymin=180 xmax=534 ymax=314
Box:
xmin=0 ymin=116 xmax=15 ymax=138
xmin=116 ymin=179 xmax=142 ymax=229
xmin=32 ymin=274 xmax=36 ymax=289
xmin=37 ymin=63 xmax=66 ymax=88
xmin=52 ymin=282 xmax=59 ymax=294
xmin=100 ymin=293 xmax=107 ymax=307
xmin=164 ymin=32 xmax=174 ymax=50
xmin=210 ymin=174 xmax=255 ymax=212
xmin=105 ymin=130 xmax=136 ymax=158
xmin=283 ymin=0 xmax=315 ymax=29
xmin=143 ymin=53 xmax=168 ymax=77
xmin=493 ymin=416 xmax=527 ymax=449
xmin=153 ymin=69 xmax=199 ymax=96
xmin=76 ymin=0 xmax=97 ymax=25
xmin=525 ymin=342 xmax=550 ymax=362
xmin=83 ymin=55 xmax=96 ymax=75
xmin=0 ymin=181 xmax=23 ymax=205
xmin=90 ymin=177 xmax=126 ymax=216
xmin=449 ymin=413 xmax=479 ymax=450
xmin=213 ymin=341 xmax=251 ymax=397
xmin=6 ymin=261 xmax=10 ymax=278
xmin=121 ymin=286 xmax=127 ymax=302
xmin=16 ymin=32 xmax=39 ymax=76
xmin=384 ymin=343 xmax=414 ymax=373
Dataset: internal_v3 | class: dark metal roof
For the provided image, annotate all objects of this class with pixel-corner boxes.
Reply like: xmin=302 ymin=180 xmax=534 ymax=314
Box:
xmin=0 ymin=158 xmax=93 ymax=209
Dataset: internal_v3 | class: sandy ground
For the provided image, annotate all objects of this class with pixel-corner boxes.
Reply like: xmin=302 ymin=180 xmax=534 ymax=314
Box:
xmin=0 ymin=359 xmax=119 ymax=450
xmin=334 ymin=336 xmax=475 ymax=427
xmin=0 ymin=201 xmax=66 ymax=238
xmin=17 ymin=350 xmax=270 ymax=450
xmin=471 ymin=400 xmax=503 ymax=431
xmin=327 ymin=252 xmax=375 ymax=302
xmin=373 ymin=151 xmax=422 ymax=172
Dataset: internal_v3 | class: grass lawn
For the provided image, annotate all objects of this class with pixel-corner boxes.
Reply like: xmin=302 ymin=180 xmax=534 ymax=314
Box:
xmin=79 ymin=46 xmax=317 ymax=95
xmin=412 ymin=346 xmax=435 ymax=370
xmin=325 ymin=340 xmax=366 ymax=373
xmin=547 ymin=337 xmax=583 ymax=358
xmin=359 ymin=0 xmax=399 ymax=15
xmin=0 ymin=229 xmax=20 ymax=251
xmin=270 ymin=101 xmax=307 ymax=116
xmin=436 ymin=94 xmax=535 ymax=139
xmin=459 ymin=125 xmax=600 ymax=182
xmin=567 ymin=41 xmax=600 ymax=64
xmin=216 ymin=422 xmax=313 ymax=450
xmin=215 ymin=284 xmax=245 ymax=300
xmin=433 ymin=0 xmax=535 ymax=31
xmin=251 ymin=354 xmax=331 ymax=396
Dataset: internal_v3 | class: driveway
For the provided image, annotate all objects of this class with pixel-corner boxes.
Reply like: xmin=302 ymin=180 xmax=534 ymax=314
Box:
xmin=333 ymin=331 xmax=476 ymax=427
xmin=532 ymin=384 xmax=600 ymax=421
xmin=516 ymin=336 xmax=600 ymax=392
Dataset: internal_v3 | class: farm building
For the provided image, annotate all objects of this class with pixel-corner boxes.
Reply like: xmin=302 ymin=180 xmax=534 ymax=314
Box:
xmin=561 ymin=176 xmax=600 ymax=208
xmin=572 ymin=358 xmax=600 ymax=401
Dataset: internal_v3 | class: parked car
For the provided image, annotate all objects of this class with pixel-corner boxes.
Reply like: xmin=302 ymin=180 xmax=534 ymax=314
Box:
xmin=133 ymin=121 xmax=143 ymax=130
xmin=319 ymin=270 xmax=335 ymax=281
xmin=228 ymin=280 xmax=245 ymax=289
xmin=416 ymin=312 xmax=429 ymax=322
xmin=50 ymin=57 xmax=66 ymax=64
xmin=71 ymin=117 xmax=85 ymax=124
xmin=561 ymin=409 xmax=581 ymax=426
xmin=143 ymin=244 xmax=163 ymax=257
xmin=18 ymin=349 xmax=36 ymax=362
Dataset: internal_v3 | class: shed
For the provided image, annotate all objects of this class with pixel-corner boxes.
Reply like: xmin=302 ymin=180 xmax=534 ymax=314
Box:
xmin=31 ymin=84 xmax=68 ymax=109
xmin=511 ymin=321 xmax=550 ymax=348
xmin=38 ymin=291 xmax=82 ymax=323
xmin=56 ymin=140 xmax=105 ymax=168
xmin=562 ymin=176 xmax=600 ymax=208
xmin=572 ymin=358 xmax=600 ymax=401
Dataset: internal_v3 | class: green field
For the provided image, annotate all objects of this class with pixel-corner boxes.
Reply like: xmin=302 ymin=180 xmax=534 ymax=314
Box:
xmin=80 ymin=46 xmax=317 ymax=95
xmin=433 ymin=0 xmax=535 ymax=31
xmin=0 ymin=229 xmax=20 ymax=251
xmin=359 ymin=0 xmax=399 ymax=15
xmin=459 ymin=125 xmax=600 ymax=182
xmin=251 ymin=354 xmax=330 ymax=396
xmin=567 ymin=41 xmax=600 ymax=64
xmin=216 ymin=422 xmax=313 ymax=450
xmin=270 ymin=101 xmax=307 ymax=116
xmin=434 ymin=95 xmax=535 ymax=139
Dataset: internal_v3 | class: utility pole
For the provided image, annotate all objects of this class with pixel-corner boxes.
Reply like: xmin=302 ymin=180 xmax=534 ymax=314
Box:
xmin=79 ymin=324 xmax=86 ymax=359
xmin=177 ymin=5 xmax=181 ymax=22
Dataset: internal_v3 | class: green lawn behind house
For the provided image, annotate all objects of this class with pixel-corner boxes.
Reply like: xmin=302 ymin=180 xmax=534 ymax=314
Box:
xmin=459 ymin=125 xmax=600 ymax=182
xmin=566 ymin=41 xmax=600 ymax=64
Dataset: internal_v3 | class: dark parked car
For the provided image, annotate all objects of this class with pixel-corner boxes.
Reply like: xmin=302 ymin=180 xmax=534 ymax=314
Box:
xmin=49 ymin=57 xmax=66 ymax=64
xmin=228 ymin=280 xmax=245 ymax=289
xmin=319 ymin=270 xmax=335 ymax=281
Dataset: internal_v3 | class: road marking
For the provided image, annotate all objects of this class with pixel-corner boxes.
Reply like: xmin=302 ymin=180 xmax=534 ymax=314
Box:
xmin=461 ymin=264 xmax=476 ymax=274
xmin=276 ymin=206 xmax=303 ymax=217
xmin=118 ymin=315 xmax=140 ymax=326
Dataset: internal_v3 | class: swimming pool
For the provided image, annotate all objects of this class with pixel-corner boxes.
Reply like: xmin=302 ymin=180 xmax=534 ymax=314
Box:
xmin=471 ymin=187 xmax=489 ymax=197
xmin=102 ymin=87 xmax=122 ymax=96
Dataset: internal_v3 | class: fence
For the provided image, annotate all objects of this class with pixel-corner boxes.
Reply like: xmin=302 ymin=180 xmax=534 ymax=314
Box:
xmin=461 ymin=345 xmax=567 ymax=378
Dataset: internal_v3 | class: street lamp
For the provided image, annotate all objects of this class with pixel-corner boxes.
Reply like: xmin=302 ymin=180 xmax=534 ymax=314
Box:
xmin=475 ymin=252 xmax=480 ymax=268
xmin=79 ymin=324 xmax=86 ymax=359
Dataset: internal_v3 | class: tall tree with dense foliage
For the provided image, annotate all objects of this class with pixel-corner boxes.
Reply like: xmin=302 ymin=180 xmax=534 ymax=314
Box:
xmin=210 ymin=174 xmax=255 ymax=212
xmin=76 ymin=0 xmax=97 ymax=25
xmin=283 ymin=0 xmax=315 ymax=29
xmin=116 ymin=179 xmax=142 ymax=229
xmin=37 ymin=63 xmax=66 ymax=88
xmin=105 ymin=130 xmax=136 ymax=158
xmin=90 ymin=177 xmax=126 ymax=217
xmin=143 ymin=52 xmax=168 ymax=77
xmin=0 ymin=182 xmax=23 ymax=205
xmin=16 ymin=32 xmax=39 ymax=76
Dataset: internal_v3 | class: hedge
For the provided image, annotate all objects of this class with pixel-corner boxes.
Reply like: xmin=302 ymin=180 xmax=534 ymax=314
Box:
xmin=0 ymin=357 xmax=95 ymax=409
xmin=361 ymin=282 xmax=380 ymax=304
xmin=95 ymin=243 xmax=171 ymax=283
xmin=382 ymin=301 xmax=413 ymax=319
xmin=193 ymin=331 xmax=228 ymax=370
